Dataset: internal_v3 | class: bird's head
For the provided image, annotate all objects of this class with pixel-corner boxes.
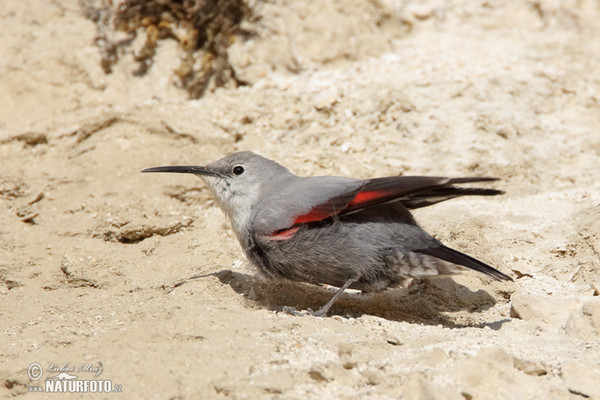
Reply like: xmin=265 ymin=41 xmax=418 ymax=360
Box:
xmin=143 ymin=151 xmax=292 ymax=234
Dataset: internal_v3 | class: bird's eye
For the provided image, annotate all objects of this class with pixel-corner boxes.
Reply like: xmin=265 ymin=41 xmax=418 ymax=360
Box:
xmin=232 ymin=165 xmax=245 ymax=175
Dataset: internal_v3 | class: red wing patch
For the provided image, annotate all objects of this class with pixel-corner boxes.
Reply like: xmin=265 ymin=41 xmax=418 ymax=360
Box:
xmin=293 ymin=209 xmax=337 ymax=224
xmin=292 ymin=191 xmax=359 ymax=225
xmin=348 ymin=190 xmax=391 ymax=207
xmin=268 ymin=226 xmax=300 ymax=241
xmin=292 ymin=190 xmax=394 ymax=225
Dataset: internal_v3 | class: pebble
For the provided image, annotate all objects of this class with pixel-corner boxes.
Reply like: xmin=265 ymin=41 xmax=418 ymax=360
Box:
xmin=565 ymin=300 xmax=600 ymax=340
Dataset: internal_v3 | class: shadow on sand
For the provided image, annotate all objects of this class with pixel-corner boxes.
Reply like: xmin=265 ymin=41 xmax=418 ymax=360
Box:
xmin=169 ymin=269 xmax=510 ymax=328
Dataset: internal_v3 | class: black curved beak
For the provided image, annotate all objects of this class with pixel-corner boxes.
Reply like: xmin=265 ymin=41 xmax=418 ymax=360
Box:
xmin=141 ymin=166 xmax=220 ymax=177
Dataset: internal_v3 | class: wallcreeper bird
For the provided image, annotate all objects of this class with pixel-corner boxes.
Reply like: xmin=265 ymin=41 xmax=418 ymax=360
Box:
xmin=143 ymin=152 xmax=512 ymax=316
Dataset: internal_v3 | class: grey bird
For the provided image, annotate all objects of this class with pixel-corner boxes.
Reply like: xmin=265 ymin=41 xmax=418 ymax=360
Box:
xmin=142 ymin=151 xmax=512 ymax=316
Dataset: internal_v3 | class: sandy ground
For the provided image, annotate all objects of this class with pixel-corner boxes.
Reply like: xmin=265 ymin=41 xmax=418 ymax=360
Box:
xmin=1 ymin=0 xmax=600 ymax=398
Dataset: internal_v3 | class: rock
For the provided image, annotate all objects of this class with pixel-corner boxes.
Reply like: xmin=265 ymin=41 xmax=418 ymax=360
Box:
xmin=513 ymin=358 xmax=548 ymax=376
xmin=361 ymin=369 xmax=382 ymax=386
xmin=562 ymin=361 xmax=600 ymax=399
xmin=308 ymin=361 xmax=352 ymax=385
xmin=314 ymin=88 xmax=339 ymax=111
xmin=251 ymin=369 xmax=295 ymax=394
xmin=403 ymin=373 xmax=462 ymax=400
xmin=339 ymin=353 xmax=356 ymax=370
xmin=509 ymin=290 xmax=575 ymax=325
xmin=421 ymin=348 xmax=449 ymax=367
xmin=452 ymin=347 xmax=541 ymax=399
xmin=337 ymin=343 xmax=353 ymax=357
xmin=385 ymin=336 xmax=404 ymax=346
xmin=337 ymin=343 xmax=357 ymax=369
xmin=403 ymin=373 xmax=436 ymax=400
xmin=592 ymin=238 xmax=600 ymax=256
xmin=509 ymin=259 xmax=537 ymax=278
xmin=565 ymin=300 xmax=600 ymax=340
xmin=474 ymin=347 xmax=513 ymax=366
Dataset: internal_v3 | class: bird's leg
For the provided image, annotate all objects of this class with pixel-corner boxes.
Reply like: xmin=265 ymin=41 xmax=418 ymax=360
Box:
xmin=312 ymin=277 xmax=358 ymax=317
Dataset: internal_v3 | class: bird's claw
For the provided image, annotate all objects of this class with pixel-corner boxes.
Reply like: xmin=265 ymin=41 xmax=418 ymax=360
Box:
xmin=277 ymin=306 xmax=328 ymax=317
xmin=278 ymin=306 xmax=306 ymax=316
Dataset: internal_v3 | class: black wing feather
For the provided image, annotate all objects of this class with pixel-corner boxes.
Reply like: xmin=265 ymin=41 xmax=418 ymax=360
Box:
xmin=402 ymin=187 xmax=504 ymax=209
xmin=341 ymin=176 xmax=503 ymax=215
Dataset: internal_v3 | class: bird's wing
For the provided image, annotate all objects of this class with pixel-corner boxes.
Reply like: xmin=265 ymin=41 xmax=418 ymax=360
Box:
xmin=292 ymin=176 xmax=465 ymax=224
xmin=346 ymin=176 xmax=503 ymax=212
xmin=254 ymin=176 xmax=502 ymax=236
xmin=252 ymin=176 xmax=363 ymax=235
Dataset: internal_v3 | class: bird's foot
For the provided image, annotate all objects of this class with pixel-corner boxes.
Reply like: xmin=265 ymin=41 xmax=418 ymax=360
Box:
xmin=277 ymin=306 xmax=329 ymax=317
xmin=277 ymin=306 xmax=307 ymax=316
xmin=306 ymin=307 xmax=328 ymax=318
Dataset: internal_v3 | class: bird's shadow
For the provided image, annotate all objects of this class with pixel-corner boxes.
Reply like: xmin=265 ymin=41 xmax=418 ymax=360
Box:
xmin=172 ymin=270 xmax=509 ymax=328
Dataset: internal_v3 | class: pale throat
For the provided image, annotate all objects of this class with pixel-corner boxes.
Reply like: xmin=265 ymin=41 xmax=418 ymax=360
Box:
xmin=203 ymin=176 xmax=258 ymax=240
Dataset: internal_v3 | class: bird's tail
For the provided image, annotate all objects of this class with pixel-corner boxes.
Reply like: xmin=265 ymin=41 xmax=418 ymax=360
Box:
xmin=415 ymin=245 xmax=512 ymax=281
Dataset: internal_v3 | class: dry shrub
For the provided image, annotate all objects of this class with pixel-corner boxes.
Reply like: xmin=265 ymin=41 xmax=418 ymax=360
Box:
xmin=81 ymin=0 xmax=253 ymax=98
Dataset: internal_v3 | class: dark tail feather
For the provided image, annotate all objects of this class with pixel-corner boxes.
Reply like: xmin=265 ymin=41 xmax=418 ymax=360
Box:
xmin=416 ymin=245 xmax=513 ymax=281
xmin=403 ymin=187 xmax=504 ymax=209
xmin=448 ymin=177 xmax=500 ymax=184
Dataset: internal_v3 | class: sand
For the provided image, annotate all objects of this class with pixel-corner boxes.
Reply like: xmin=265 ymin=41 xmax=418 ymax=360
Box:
xmin=1 ymin=0 xmax=599 ymax=398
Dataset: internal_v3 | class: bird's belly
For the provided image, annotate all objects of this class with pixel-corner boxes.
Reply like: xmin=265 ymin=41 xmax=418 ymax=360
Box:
xmin=250 ymin=219 xmax=429 ymax=291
